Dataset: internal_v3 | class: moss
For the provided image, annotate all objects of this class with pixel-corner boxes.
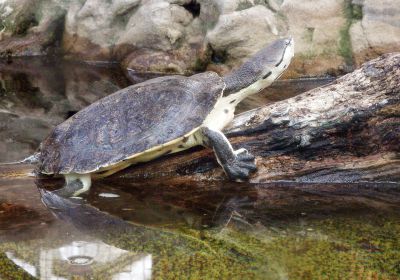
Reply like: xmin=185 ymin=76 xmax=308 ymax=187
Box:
xmin=304 ymin=27 xmax=315 ymax=43
xmin=264 ymin=213 xmax=400 ymax=279
xmin=0 ymin=253 xmax=36 ymax=279
xmin=236 ymin=1 xmax=254 ymax=11
xmin=339 ymin=1 xmax=353 ymax=65
xmin=192 ymin=48 xmax=211 ymax=72
xmin=236 ymin=0 xmax=268 ymax=11
xmin=298 ymin=51 xmax=316 ymax=61
xmin=1 ymin=212 xmax=399 ymax=279
xmin=351 ymin=4 xmax=363 ymax=20
xmin=14 ymin=16 xmax=38 ymax=35
xmin=339 ymin=1 xmax=363 ymax=66
xmin=0 ymin=18 xmax=13 ymax=35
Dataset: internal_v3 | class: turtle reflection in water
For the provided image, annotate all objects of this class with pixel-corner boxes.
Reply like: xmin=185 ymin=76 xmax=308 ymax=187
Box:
xmin=30 ymin=38 xmax=294 ymax=196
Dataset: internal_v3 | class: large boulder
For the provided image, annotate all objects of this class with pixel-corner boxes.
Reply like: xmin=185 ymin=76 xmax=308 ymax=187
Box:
xmin=350 ymin=0 xmax=400 ymax=66
xmin=279 ymin=0 xmax=347 ymax=77
xmin=0 ymin=0 xmax=66 ymax=56
xmin=62 ymin=0 xmax=210 ymax=73
xmin=62 ymin=0 xmax=140 ymax=60
xmin=206 ymin=5 xmax=280 ymax=74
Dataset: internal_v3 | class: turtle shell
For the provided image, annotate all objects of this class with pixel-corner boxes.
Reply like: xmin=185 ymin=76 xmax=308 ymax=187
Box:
xmin=38 ymin=72 xmax=224 ymax=174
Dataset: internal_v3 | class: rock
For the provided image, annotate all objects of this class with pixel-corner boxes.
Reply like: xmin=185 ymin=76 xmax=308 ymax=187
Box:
xmin=212 ymin=0 xmax=280 ymax=14
xmin=350 ymin=0 xmax=400 ymax=66
xmin=206 ymin=0 xmax=353 ymax=77
xmin=279 ymin=0 xmax=347 ymax=77
xmin=0 ymin=0 xmax=66 ymax=56
xmin=117 ymin=1 xmax=192 ymax=51
xmin=1 ymin=0 xmax=400 ymax=77
xmin=62 ymin=0 xmax=139 ymax=61
xmin=211 ymin=0 xmax=241 ymax=14
xmin=63 ymin=0 xmax=209 ymax=73
xmin=117 ymin=1 xmax=210 ymax=73
xmin=122 ymin=41 xmax=210 ymax=74
xmin=206 ymin=5 xmax=280 ymax=74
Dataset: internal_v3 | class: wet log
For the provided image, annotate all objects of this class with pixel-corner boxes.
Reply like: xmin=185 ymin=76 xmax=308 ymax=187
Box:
xmin=112 ymin=53 xmax=400 ymax=184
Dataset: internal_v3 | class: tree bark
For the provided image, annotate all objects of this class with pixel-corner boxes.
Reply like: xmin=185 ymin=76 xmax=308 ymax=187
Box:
xmin=110 ymin=53 xmax=400 ymax=184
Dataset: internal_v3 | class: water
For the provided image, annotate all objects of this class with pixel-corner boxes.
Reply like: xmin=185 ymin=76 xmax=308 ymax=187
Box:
xmin=1 ymin=175 xmax=399 ymax=279
xmin=0 ymin=57 xmax=131 ymax=163
xmin=0 ymin=57 xmax=399 ymax=279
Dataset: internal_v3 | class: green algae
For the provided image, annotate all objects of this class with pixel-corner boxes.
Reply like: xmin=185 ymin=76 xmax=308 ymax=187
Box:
xmin=1 ymin=211 xmax=399 ymax=279
xmin=339 ymin=0 xmax=364 ymax=66
xmin=0 ymin=253 xmax=36 ymax=280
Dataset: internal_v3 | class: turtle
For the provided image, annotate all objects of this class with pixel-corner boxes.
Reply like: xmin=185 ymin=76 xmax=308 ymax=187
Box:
xmin=34 ymin=37 xmax=294 ymax=196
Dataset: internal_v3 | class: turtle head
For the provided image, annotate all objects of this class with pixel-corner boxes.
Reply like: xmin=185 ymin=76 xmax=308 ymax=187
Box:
xmin=256 ymin=37 xmax=294 ymax=81
xmin=223 ymin=37 xmax=294 ymax=98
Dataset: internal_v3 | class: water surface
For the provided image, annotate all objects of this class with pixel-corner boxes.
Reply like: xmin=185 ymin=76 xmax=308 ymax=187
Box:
xmin=1 ymin=175 xmax=399 ymax=279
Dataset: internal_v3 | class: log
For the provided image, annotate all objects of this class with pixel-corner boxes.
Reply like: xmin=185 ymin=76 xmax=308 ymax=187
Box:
xmin=106 ymin=53 xmax=400 ymax=185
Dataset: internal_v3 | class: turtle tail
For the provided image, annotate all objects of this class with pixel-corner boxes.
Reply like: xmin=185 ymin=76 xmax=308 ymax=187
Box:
xmin=19 ymin=152 xmax=41 ymax=164
xmin=2 ymin=152 xmax=41 ymax=165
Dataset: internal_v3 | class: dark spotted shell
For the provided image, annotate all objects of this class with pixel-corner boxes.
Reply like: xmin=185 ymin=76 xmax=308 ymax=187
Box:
xmin=38 ymin=72 xmax=224 ymax=174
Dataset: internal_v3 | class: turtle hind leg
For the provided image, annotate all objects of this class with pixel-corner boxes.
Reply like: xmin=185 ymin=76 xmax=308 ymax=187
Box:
xmin=200 ymin=127 xmax=257 ymax=181
xmin=53 ymin=174 xmax=92 ymax=198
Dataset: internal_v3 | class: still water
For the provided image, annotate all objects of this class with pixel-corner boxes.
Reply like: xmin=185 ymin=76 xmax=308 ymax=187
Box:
xmin=0 ymin=57 xmax=399 ymax=280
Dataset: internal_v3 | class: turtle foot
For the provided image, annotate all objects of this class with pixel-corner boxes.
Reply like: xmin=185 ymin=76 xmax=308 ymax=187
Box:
xmin=53 ymin=179 xmax=87 ymax=198
xmin=223 ymin=149 xmax=257 ymax=181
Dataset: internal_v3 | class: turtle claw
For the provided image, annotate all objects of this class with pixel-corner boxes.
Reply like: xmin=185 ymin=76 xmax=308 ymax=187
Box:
xmin=223 ymin=149 xmax=257 ymax=181
xmin=235 ymin=148 xmax=256 ymax=161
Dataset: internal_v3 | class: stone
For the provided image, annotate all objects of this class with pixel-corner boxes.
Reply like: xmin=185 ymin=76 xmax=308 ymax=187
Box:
xmin=0 ymin=0 xmax=66 ymax=56
xmin=62 ymin=0 xmax=139 ymax=60
xmin=279 ymin=0 xmax=347 ymax=77
xmin=116 ymin=1 xmax=192 ymax=51
xmin=206 ymin=5 xmax=279 ymax=74
xmin=350 ymin=0 xmax=400 ymax=66
xmin=62 ymin=0 xmax=209 ymax=73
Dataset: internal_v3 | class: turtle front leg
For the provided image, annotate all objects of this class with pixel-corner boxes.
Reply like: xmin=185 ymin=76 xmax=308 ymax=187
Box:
xmin=53 ymin=174 xmax=92 ymax=197
xmin=199 ymin=127 xmax=257 ymax=181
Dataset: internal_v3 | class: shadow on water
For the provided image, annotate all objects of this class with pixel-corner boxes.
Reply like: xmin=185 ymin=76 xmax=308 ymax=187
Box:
xmin=0 ymin=58 xmax=399 ymax=279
